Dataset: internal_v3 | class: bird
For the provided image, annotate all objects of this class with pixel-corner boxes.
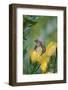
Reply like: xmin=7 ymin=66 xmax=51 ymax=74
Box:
xmin=34 ymin=39 xmax=46 ymax=55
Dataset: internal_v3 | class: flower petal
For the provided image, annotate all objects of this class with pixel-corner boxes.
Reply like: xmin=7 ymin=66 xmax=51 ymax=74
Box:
xmin=46 ymin=42 xmax=57 ymax=57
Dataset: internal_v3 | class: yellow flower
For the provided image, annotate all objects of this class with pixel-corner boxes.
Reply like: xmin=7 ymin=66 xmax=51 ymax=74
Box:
xmin=30 ymin=41 xmax=57 ymax=73
xmin=40 ymin=42 xmax=57 ymax=73
xmin=40 ymin=55 xmax=50 ymax=73
xmin=40 ymin=60 xmax=47 ymax=73
xmin=45 ymin=42 xmax=57 ymax=57
xmin=30 ymin=50 xmax=40 ymax=63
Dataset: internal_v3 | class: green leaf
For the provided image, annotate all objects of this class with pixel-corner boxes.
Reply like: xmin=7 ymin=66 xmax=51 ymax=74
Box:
xmin=31 ymin=62 xmax=40 ymax=74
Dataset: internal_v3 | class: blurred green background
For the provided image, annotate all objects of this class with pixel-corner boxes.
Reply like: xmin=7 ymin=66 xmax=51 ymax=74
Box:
xmin=23 ymin=15 xmax=57 ymax=74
